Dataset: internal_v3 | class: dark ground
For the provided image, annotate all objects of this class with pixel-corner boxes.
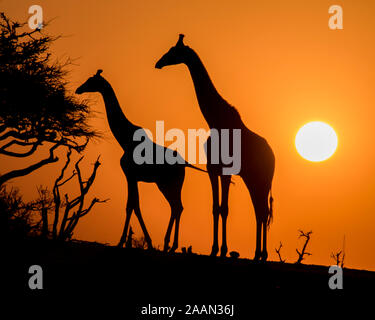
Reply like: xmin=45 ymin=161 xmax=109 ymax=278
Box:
xmin=2 ymin=237 xmax=373 ymax=316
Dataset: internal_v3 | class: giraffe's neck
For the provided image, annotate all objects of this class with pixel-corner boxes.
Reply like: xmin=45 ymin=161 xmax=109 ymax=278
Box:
xmin=185 ymin=48 xmax=229 ymax=128
xmin=100 ymin=80 xmax=137 ymax=148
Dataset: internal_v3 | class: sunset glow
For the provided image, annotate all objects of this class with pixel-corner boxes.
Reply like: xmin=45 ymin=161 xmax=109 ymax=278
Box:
xmin=2 ymin=0 xmax=375 ymax=272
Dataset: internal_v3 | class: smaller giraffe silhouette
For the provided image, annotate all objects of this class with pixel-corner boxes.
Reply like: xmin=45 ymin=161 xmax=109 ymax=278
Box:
xmin=76 ymin=70 xmax=206 ymax=252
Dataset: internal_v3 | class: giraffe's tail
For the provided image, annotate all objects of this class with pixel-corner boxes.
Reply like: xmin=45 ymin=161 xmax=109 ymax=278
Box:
xmin=267 ymin=188 xmax=274 ymax=228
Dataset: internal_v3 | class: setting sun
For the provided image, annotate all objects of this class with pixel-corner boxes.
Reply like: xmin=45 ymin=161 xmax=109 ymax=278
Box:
xmin=295 ymin=121 xmax=338 ymax=162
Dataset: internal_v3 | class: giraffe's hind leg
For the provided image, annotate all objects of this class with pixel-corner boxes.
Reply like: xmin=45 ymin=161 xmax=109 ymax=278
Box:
xmin=163 ymin=210 xmax=175 ymax=252
xmin=261 ymin=219 xmax=268 ymax=261
xmin=243 ymin=177 xmax=271 ymax=261
xmin=207 ymin=169 xmax=220 ymax=256
xmin=157 ymin=169 xmax=184 ymax=253
xmin=254 ymin=218 xmax=262 ymax=261
xmin=219 ymin=175 xmax=231 ymax=257
xmin=254 ymin=194 xmax=270 ymax=261
xmin=162 ymin=196 xmax=183 ymax=252
xmin=169 ymin=197 xmax=183 ymax=253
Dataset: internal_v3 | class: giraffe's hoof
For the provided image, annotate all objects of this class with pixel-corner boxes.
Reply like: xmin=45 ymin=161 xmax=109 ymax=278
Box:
xmin=253 ymin=251 xmax=262 ymax=261
xmin=220 ymin=246 xmax=228 ymax=258
xmin=210 ymin=246 xmax=219 ymax=257
xmin=261 ymin=251 xmax=268 ymax=261
xmin=169 ymin=246 xmax=178 ymax=253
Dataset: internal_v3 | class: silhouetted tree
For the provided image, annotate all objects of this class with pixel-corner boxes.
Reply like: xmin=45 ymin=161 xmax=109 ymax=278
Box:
xmin=1 ymin=150 xmax=106 ymax=242
xmin=0 ymin=185 xmax=40 ymax=240
xmin=275 ymin=242 xmax=285 ymax=263
xmin=295 ymin=230 xmax=312 ymax=264
xmin=0 ymin=12 xmax=97 ymax=186
xmin=29 ymin=186 xmax=54 ymax=238
xmin=331 ymin=236 xmax=346 ymax=268
xmin=331 ymin=251 xmax=343 ymax=266
xmin=51 ymin=149 xmax=107 ymax=241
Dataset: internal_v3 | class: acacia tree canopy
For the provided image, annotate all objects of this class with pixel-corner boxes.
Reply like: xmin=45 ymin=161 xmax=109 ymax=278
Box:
xmin=0 ymin=13 xmax=97 ymax=185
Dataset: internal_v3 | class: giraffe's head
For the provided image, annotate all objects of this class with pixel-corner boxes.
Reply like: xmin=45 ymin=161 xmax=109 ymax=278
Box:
xmin=155 ymin=34 xmax=189 ymax=69
xmin=75 ymin=69 xmax=106 ymax=94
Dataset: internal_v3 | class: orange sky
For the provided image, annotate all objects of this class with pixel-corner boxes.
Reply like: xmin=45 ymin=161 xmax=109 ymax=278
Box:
xmin=2 ymin=0 xmax=375 ymax=270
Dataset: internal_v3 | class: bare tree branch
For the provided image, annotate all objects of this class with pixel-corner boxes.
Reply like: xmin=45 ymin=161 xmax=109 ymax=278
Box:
xmin=0 ymin=130 xmax=34 ymax=141
xmin=295 ymin=230 xmax=313 ymax=264
xmin=0 ymin=142 xmax=60 ymax=186
xmin=331 ymin=236 xmax=346 ymax=268
xmin=75 ymin=197 xmax=108 ymax=219
xmin=275 ymin=241 xmax=285 ymax=263
xmin=56 ymin=171 xmax=76 ymax=187
xmin=57 ymin=197 xmax=71 ymax=239
xmin=1 ymin=139 xmax=39 ymax=149
xmin=0 ymin=139 xmax=41 ymax=157
xmin=52 ymin=148 xmax=72 ymax=239
xmin=50 ymin=153 xmax=106 ymax=241
xmin=331 ymin=251 xmax=342 ymax=266
xmin=0 ymin=129 xmax=88 ymax=152
xmin=63 ymin=197 xmax=108 ymax=239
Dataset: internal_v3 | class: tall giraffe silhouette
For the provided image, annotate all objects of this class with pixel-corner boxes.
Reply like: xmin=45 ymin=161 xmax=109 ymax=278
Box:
xmin=156 ymin=35 xmax=275 ymax=261
xmin=76 ymin=70 xmax=206 ymax=252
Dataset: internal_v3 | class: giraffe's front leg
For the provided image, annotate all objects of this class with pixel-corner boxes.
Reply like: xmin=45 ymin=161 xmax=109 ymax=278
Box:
xmin=118 ymin=176 xmax=135 ymax=247
xmin=127 ymin=178 xmax=153 ymax=250
xmin=118 ymin=206 xmax=133 ymax=248
xmin=134 ymin=205 xmax=153 ymax=250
